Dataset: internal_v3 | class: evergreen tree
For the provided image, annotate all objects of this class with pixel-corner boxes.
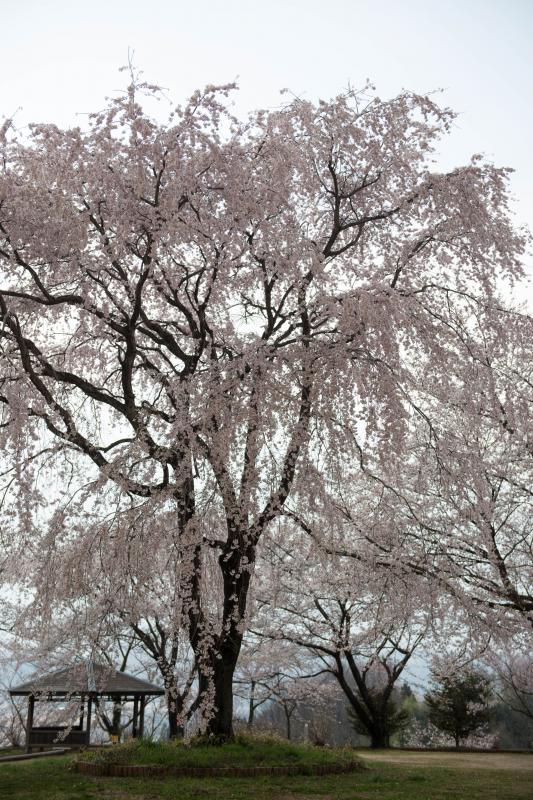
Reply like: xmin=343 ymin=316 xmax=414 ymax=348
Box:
xmin=425 ymin=670 xmax=492 ymax=748
xmin=400 ymin=682 xmax=414 ymax=701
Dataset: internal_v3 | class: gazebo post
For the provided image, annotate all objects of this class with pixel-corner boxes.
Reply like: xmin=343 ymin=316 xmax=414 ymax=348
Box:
xmin=132 ymin=696 xmax=139 ymax=738
xmin=25 ymin=695 xmax=35 ymax=753
xmin=139 ymin=695 xmax=145 ymax=739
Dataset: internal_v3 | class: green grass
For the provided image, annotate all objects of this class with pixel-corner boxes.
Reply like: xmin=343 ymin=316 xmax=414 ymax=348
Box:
xmin=0 ymin=747 xmax=24 ymax=759
xmin=0 ymin=749 xmax=532 ymax=800
xmin=80 ymin=733 xmax=361 ymax=769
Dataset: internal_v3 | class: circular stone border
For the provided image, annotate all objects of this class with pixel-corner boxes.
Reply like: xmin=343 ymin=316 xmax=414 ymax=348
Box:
xmin=76 ymin=760 xmax=361 ymax=778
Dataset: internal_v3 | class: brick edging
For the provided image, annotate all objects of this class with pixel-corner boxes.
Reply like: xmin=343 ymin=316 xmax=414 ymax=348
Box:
xmin=76 ymin=760 xmax=361 ymax=778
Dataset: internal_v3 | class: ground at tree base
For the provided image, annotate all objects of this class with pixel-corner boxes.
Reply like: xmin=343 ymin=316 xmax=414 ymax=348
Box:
xmin=77 ymin=735 xmax=361 ymax=770
xmin=1 ymin=750 xmax=532 ymax=799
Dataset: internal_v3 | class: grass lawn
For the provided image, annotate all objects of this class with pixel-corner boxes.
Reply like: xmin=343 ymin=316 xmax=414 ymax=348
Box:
xmin=0 ymin=749 xmax=532 ymax=799
xmin=80 ymin=735 xmax=361 ymax=769
xmin=0 ymin=748 xmax=24 ymax=759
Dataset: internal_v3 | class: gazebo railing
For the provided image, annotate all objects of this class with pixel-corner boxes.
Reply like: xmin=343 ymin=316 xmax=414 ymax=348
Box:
xmin=28 ymin=727 xmax=89 ymax=748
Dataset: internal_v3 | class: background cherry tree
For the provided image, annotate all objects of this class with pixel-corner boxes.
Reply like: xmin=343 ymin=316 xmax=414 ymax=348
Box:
xmin=254 ymin=521 xmax=439 ymax=748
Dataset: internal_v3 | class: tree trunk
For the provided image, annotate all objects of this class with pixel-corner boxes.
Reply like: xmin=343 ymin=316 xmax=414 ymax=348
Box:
xmin=247 ymin=680 xmax=256 ymax=729
xmin=370 ymin=729 xmax=390 ymax=749
xmin=167 ymin=708 xmax=184 ymax=739
xmin=194 ymin=538 xmax=254 ymax=739
xmin=285 ymin=708 xmax=292 ymax=740
xmin=161 ymin=670 xmax=186 ymax=739
xmin=201 ymin=651 xmax=239 ymax=738
xmin=164 ymin=674 xmax=185 ymax=739
xmin=111 ymin=702 xmax=122 ymax=738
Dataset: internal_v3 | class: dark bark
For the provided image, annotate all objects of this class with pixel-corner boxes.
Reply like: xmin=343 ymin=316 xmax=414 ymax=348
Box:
xmin=94 ymin=698 xmax=125 ymax=739
xmin=284 ymin=706 xmax=292 ymax=740
xmin=110 ymin=702 xmax=122 ymax=737
xmin=193 ymin=530 xmax=257 ymax=739
xmin=247 ymin=680 xmax=256 ymax=729
xmin=369 ymin=727 xmax=390 ymax=749
xmin=162 ymin=671 xmax=187 ymax=739
xmin=167 ymin=708 xmax=184 ymax=739
xmin=200 ymin=648 xmax=241 ymax=738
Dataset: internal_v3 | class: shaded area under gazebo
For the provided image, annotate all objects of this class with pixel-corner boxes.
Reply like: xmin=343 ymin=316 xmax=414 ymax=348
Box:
xmin=10 ymin=661 xmax=164 ymax=752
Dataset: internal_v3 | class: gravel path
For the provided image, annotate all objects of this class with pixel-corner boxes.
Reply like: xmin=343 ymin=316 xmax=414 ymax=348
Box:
xmin=357 ymin=750 xmax=533 ymax=772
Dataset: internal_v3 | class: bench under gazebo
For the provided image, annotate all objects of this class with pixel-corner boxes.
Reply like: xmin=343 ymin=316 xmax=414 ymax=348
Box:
xmin=10 ymin=661 xmax=165 ymax=752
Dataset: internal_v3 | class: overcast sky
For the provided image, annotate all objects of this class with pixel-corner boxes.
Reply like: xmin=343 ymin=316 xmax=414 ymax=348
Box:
xmin=2 ymin=0 xmax=532 ymax=289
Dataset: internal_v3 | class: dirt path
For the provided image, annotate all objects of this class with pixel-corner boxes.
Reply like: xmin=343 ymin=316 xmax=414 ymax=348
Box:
xmin=356 ymin=749 xmax=533 ymax=772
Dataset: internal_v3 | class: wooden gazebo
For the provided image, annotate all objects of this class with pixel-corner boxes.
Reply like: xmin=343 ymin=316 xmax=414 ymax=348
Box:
xmin=10 ymin=661 xmax=164 ymax=752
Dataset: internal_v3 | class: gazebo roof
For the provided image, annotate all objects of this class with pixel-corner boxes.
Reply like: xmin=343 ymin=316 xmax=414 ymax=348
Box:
xmin=9 ymin=661 xmax=165 ymax=697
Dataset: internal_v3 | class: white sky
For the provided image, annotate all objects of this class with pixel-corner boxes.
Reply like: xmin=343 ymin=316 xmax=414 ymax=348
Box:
xmin=2 ymin=0 xmax=532 ymax=292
